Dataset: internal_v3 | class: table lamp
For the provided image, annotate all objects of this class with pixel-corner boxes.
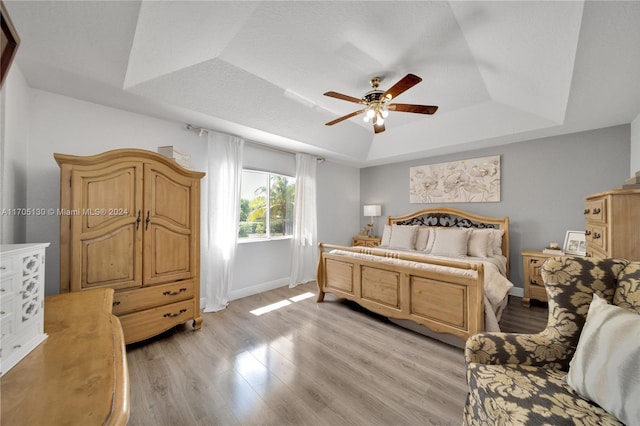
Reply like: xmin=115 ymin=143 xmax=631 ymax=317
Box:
xmin=363 ymin=204 xmax=382 ymax=237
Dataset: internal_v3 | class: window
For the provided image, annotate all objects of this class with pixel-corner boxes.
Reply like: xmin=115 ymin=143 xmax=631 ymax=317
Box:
xmin=239 ymin=170 xmax=295 ymax=240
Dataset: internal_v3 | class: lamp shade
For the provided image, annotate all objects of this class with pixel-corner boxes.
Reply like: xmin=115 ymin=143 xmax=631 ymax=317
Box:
xmin=363 ymin=205 xmax=381 ymax=217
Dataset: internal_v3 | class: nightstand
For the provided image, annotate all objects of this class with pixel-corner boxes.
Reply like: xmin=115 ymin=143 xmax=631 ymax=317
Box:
xmin=521 ymin=250 xmax=555 ymax=307
xmin=352 ymin=236 xmax=381 ymax=247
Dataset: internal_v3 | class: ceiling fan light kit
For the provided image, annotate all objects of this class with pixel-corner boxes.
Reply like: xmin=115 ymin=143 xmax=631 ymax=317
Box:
xmin=323 ymin=73 xmax=438 ymax=134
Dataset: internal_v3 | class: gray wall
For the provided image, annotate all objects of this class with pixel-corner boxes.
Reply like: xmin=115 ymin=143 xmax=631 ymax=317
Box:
xmin=360 ymin=124 xmax=631 ymax=290
xmin=317 ymin=160 xmax=360 ymax=247
xmin=632 ymin=113 xmax=640 ymax=174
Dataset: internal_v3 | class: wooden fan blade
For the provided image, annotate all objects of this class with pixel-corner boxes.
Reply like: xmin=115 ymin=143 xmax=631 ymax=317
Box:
xmin=323 ymin=91 xmax=363 ymax=104
xmin=382 ymin=74 xmax=422 ymax=101
xmin=389 ymin=103 xmax=438 ymax=114
xmin=374 ymin=122 xmax=386 ymax=134
xmin=325 ymin=109 xmax=365 ymax=126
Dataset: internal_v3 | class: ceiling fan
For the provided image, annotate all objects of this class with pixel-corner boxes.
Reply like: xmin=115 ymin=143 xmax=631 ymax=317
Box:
xmin=323 ymin=73 xmax=438 ymax=134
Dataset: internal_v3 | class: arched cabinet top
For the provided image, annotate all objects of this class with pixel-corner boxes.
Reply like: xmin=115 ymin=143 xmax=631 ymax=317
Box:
xmin=54 ymin=148 xmax=205 ymax=179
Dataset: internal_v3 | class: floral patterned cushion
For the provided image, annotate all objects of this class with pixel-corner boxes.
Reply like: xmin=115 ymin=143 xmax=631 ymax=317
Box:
xmin=463 ymin=256 xmax=635 ymax=425
xmin=463 ymin=363 xmax=621 ymax=425
xmin=614 ymin=262 xmax=640 ymax=313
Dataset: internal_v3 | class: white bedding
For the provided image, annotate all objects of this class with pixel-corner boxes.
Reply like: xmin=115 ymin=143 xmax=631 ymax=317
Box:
xmin=328 ymin=248 xmax=514 ymax=332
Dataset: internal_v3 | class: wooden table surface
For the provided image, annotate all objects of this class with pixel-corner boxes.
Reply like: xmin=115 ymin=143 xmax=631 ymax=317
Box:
xmin=1 ymin=288 xmax=129 ymax=425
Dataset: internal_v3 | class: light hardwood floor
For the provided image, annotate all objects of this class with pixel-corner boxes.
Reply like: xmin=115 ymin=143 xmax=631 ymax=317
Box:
xmin=126 ymin=282 xmax=548 ymax=426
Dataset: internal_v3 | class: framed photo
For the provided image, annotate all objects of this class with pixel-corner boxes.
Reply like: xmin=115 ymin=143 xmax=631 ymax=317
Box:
xmin=563 ymin=230 xmax=586 ymax=256
xmin=1 ymin=0 xmax=21 ymax=88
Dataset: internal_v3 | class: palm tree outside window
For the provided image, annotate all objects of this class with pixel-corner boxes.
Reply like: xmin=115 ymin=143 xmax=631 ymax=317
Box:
xmin=239 ymin=170 xmax=295 ymax=240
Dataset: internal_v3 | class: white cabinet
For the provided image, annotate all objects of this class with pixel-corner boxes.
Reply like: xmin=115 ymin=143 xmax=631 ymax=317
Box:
xmin=0 ymin=243 xmax=50 ymax=376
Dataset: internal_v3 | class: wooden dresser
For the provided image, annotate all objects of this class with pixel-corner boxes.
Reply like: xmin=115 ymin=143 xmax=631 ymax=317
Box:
xmin=55 ymin=149 xmax=205 ymax=344
xmin=584 ymin=188 xmax=640 ymax=260
xmin=1 ymin=288 xmax=129 ymax=425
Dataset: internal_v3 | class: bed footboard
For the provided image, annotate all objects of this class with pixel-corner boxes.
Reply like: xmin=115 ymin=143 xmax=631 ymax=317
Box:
xmin=316 ymin=243 xmax=485 ymax=341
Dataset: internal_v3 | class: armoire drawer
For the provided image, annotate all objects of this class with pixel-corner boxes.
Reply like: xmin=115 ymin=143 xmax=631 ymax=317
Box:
xmin=112 ymin=280 xmax=194 ymax=315
xmin=118 ymin=299 xmax=194 ymax=344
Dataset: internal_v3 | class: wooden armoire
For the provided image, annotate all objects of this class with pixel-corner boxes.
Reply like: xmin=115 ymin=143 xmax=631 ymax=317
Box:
xmin=55 ymin=149 xmax=205 ymax=344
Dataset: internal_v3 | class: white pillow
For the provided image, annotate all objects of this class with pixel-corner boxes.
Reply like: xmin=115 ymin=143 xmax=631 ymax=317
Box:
xmin=566 ymin=294 xmax=640 ymax=425
xmin=490 ymin=229 xmax=504 ymax=256
xmin=380 ymin=225 xmax=392 ymax=247
xmin=414 ymin=227 xmax=430 ymax=251
xmin=388 ymin=225 xmax=418 ymax=250
xmin=428 ymin=228 xmax=471 ymax=257
xmin=467 ymin=229 xmax=491 ymax=258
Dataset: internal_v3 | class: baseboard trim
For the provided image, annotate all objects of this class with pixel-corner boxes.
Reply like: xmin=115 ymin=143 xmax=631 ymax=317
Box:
xmin=229 ymin=278 xmax=290 ymax=301
xmin=509 ymin=286 xmax=524 ymax=298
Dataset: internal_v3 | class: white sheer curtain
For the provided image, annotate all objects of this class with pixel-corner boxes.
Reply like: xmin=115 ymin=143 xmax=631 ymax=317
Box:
xmin=203 ymin=132 xmax=244 ymax=312
xmin=289 ymin=153 xmax=318 ymax=287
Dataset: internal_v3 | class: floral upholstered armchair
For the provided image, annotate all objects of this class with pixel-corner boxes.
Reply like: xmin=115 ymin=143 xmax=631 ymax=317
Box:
xmin=463 ymin=256 xmax=640 ymax=425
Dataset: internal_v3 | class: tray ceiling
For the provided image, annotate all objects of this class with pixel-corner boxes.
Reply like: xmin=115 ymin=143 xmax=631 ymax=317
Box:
xmin=6 ymin=1 xmax=640 ymax=166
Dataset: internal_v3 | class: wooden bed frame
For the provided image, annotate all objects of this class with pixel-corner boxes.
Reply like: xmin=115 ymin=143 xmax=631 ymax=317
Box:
xmin=316 ymin=208 xmax=510 ymax=341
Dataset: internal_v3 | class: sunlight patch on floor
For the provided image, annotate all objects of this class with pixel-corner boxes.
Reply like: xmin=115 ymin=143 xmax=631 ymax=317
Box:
xmin=249 ymin=292 xmax=315 ymax=316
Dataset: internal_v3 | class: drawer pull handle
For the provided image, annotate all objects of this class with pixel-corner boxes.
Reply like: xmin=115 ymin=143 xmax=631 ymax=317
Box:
xmin=113 ymin=301 xmax=121 ymax=306
xmin=0 ymin=311 xmax=4 ymax=315
xmin=135 ymin=210 xmax=142 ymax=230
xmin=163 ymin=309 xmax=187 ymax=318
xmin=593 ymin=232 xmax=601 ymax=239
xmin=13 ymin=344 xmax=22 ymax=349
xmin=0 ymin=266 xmax=6 ymax=270
xmin=585 ymin=230 xmax=591 ymax=236
xmin=163 ymin=288 xmax=187 ymax=296
xmin=592 ymin=208 xmax=601 ymax=215
xmin=583 ymin=208 xmax=590 ymax=214
xmin=530 ymin=259 xmax=538 ymax=264
xmin=145 ymin=211 xmax=150 ymax=230
xmin=530 ymin=279 xmax=538 ymax=285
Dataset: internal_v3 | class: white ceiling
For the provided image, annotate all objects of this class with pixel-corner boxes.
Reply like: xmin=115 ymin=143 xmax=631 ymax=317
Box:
xmin=6 ymin=1 xmax=640 ymax=167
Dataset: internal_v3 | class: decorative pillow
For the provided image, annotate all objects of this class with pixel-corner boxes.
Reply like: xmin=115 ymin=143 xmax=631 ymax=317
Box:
xmin=428 ymin=228 xmax=471 ymax=257
xmin=566 ymin=294 xmax=640 ymax=425
xmin=414 ymin=227 xmax=430 ymax=251
xmin=490 ymin=229 xmax=504 ymax=256
xmin=467 ymin=229 xmax=491 ymax=258
xmin=388 ymin=225 xmax=418 ymax=250
xmin=380 ymin=225 xmax=392 ymax=247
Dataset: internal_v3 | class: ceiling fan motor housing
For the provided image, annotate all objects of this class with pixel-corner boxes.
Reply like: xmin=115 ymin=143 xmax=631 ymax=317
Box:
xmin=363 ymin=90 xmax=384 ymax=104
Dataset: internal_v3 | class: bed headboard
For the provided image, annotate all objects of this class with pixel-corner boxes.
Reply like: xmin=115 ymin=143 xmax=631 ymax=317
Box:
xmin=387 ymin=207 xmax=510 ymax=276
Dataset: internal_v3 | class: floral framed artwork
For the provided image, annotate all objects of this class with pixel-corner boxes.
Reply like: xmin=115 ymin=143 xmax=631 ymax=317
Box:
xmin=409 ymin=155 xmax=500 ymax=203
xmin=563 ymin=230 xmax=586 ymax=256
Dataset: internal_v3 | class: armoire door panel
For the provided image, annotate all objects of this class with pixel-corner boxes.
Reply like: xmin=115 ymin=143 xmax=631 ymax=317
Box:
xmin=84 ymin=171 xmax=137 ymax=230
xmin=73 ymin=162 xmax=141 ymax=232
xmin=151 ymin=174 xmax=190 ymax=228
xmin=81 ymin=225 xmax=141 ymax=290
xmin=69 ymin=162 xmax=143 ymax=292
xmin=145 ymin=164 xmax=192 ymax=229
xmin=143 ymin=163 xmax=197 ymax=286
xmin=145 ymin=225 xmax=191 ymax=282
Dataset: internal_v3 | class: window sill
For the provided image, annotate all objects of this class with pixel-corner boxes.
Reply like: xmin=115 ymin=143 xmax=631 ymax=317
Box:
xmin=238 ymin=236 xmax=293 ymax=244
